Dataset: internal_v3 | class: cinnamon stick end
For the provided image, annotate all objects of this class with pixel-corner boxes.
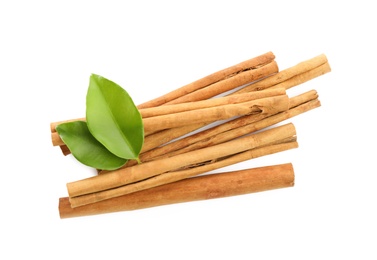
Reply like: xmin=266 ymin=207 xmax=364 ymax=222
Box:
xmin=60 ymin=145 xmax=71 ymax=156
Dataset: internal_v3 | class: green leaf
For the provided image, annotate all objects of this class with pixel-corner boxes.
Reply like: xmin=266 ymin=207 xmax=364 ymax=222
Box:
xmin=86 ymin=74 xmax=144 ymax=160
xmin=56 ymin=121 xmax=127 ymax=170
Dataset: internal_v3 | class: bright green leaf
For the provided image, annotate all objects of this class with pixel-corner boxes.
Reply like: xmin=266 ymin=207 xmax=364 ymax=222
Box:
xmin=56 ymin=121 xmax=127 ymax=170
xmin=86 ymin=74 xmax=144 ymax=160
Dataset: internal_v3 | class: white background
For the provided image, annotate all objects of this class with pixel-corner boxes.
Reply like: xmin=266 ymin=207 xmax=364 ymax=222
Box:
xmin=1 ymin=1 xmax=376 ymax=259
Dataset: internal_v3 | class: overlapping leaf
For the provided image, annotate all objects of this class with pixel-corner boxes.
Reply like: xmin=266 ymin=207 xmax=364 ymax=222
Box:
xmin=86 ymin=74 xmax=144 ymax=161
xmin=56 ymin=121 xmax=127 ymax=170
xmin=56 ymin=74 xmax=144 ymax=170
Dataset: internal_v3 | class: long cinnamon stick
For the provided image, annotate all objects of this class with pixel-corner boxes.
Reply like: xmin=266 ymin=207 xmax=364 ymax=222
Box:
xmin=137 ymin=51 xmax=276 ymax=108
xmin=50 ymin=88 xmax=285 ymax=133
xmin=70 ymin=139 xmax=297 ymax=207
xmin=164 ymin=61 xmax=278 ymax=105
xmin=132 ymin=90 xmax=318 ymax=165
xmin=51 ymin=94 xmax=289 ymax=146
xmin=140 ymin=88 xmax=285 ymax=118
xmin=142 ymin=94 xmax=288 ymax=134
xmin=59 ymin=163 xmax=295 ymax=219
xmin=139 ymin=88 xmax=286 ymax=153
xmin=66 ymin=123 xmax=296 ymax=203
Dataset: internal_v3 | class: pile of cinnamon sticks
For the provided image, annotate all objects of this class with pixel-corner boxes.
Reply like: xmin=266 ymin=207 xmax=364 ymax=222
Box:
xmin=51 ymin=51 xmax=331 ymax=218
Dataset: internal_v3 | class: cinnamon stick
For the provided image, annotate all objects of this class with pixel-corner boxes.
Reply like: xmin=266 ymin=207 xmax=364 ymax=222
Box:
xmin=70 ymin=139 xmax=297 ymax=208
xmin=50 ymin=88 xmax=285 ymax=133
xmin=138 ymin=88 xmax=286 ymax=153
xmin=137 ymin=51 xmax=276 ymax=108
xmin=131 ymin=89 xmax=318 ymax=165
xmin=270 ymin=62 xmax=331 ymax=91
xmin=51 ymin=93 xmax=289 ymax=146
xmin=50 ymin=54 xmax=327 ymax=134
xmin=50 ymin=52 xmax=277 ymax=133
xmin=67 ymin=123 xmax=296 ymax=206
xmin=130 ymin=55 xmax=330 ymax=153
xmin=142 ymin=94 xmax=288 ymax=135
xmin=52 ymin=54 xmax=330 ymax=156
xmin=234 ymin=54 xmax=330 ymax=93
xmin=164 ymin=60 xmax=278 ymax=105
xmin=140 ymin=88 xmax=285 ymax=118
xmin=59 ymin=163 xmax=295 ymax=219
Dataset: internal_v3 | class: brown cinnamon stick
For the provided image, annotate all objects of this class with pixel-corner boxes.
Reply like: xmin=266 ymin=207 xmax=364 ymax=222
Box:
xmin=142 ymin=94 xmax=288 ymax=135
xmin=59 ymin=163 xmax=295 ymax=219
xmin=131 ymin=89 xmax=318 ymax=165
xmin=140 ymin=88 xmax=285 ymax=118
xmin=67 ymin=123 xmax=296 ymax=206
xmin=137 ymin=51 xmax=276 ymax=108
xmin=70 ymin=139 xmax=297 ymax=207
xmin=50 ymin=88 xmax=285 ymax=133
xmin=270 ymin=62 xmax=331 ymax=91
xmin=234 ymin=54 xmax=330 ymax=93
xmin=164 ymin=60 xmax=278 ymax=105
xmin=50 ymin=51 xmax=277 ymax=133
xmin=51 ymin=93 xmax=289 ymax=146
xmin=52 ymin=54 xmax=330 ymax=156
xmin=139 ymin=88 xmax=286 ymax=153
xmin=131 ymin=55 xmax=330 ymax=154
xmin=50 ymin=54 xmax=328 ymax=134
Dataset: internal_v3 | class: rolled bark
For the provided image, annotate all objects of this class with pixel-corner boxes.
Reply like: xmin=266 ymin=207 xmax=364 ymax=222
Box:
xmin=142 ymin=95 xmax=288 ymax=134
xmin=234 ymin=54 xmax=330 ymax=93
xmin=137 ymin=51 xmax=276 ymax=108
xmin=164 ymin=61 xmax=278 ymax=105
xmin=66 ymin=123 xmax=296 ymax=206
xmin=59 ymin=163 xmax=295 ymax=219
xmin=70 ymin=139 xmax=297 ymax=207
xmin=131 ymin=89 xmax=318 ymax=165
xmin=140 ymin=88 xmax=285 ymax=118
xmin=134 ymin=55 xmax=330 ymax=153
xmin=52 ymin=53 xmax=330 ymax=155
xmin=50 ymin=94 xmax=288 ymax=146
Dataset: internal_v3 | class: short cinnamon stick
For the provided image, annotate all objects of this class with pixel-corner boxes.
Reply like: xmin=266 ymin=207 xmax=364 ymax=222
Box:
xmin=59 ymin=163 xmax=295 ymax=219
xmin=234 ymin=54 xmax=330 ymax=93
xmin=270 ymin=62 xmax=331 ymax=91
